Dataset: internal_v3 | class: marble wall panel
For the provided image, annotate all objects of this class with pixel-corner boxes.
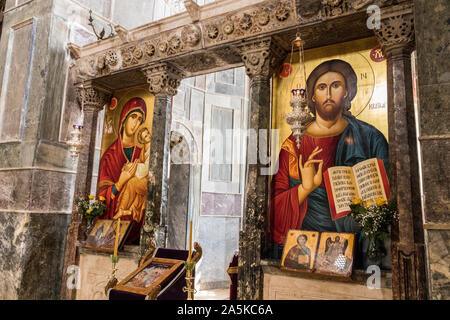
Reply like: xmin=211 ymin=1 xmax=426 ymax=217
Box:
xmin=17 ymin=0 xmax=30 ymax=6
xmin=167 ymin=164 xmax=190 ymax=250
xmin=420 ymin=139 xmax=450 ymax=224
xmin=29 ymin=169 xmax=51 ymax=211
xmin=25 ymin=173 xmax=73 ymax=218
xmin=90 ymin=147 xmax=101 ymax=196
xmin=0 ymin=141 xmax=36 ymax=168
xmin=17 ymin=212 xmax=70 ymax=299
xmin=0 ymin=0 xmax=53 ymax=144
xmin=216 ymin=69 xmax=235 ymax=85
xmin=426 ymin=230 xmax=450 ymax=300
xmin=112 ymin=0 xmax=156 ymax=30
xmin=56 ymin=68 xmax=83 ymax=144
xmin=263 ymin=266 xmax=393 ymax=300
xmin=49 ymin=172 xmax=76 ymax=213
xmin=201 ymin=192 xmax=242 ymax=217
xmin=414 ymin=0 xmax=450 ymax=87
xmin=196 ymin=216 xmax=240 ymax=289
xmin=414 ymin=0 xmax=450 ymax=300
xmin=39 ymin=13 xmax=71 ymax=143
xmin=0 ymin=143 xmax=22 ymax=168
xmin=418 ymin=83 xmax=450 ymax=136
xmin=0 ymin=211 xmax=28 ymax=299
xmin=183 ymin=77 xmax=195 ymax=87
xmin=76 ymin=0 xmax=113 ymax=20
xmin=35 ymin=141 xmax=75 ymax=170
xmin=0 ymin=211 xmax=70 ymax=299
xmin=195 ymin=75 xmax=206 ymax=90
xmin=5 ymin=0 xmax=16 ymax=11
xmin=189 ymin=88 xmax=205 ymax=122
xmin=0 ymin=18 xmax=34 ymax=141
xmin=76 ymin=250 xmax=138 ymax=300
xmin=173 ymin=84 xmax=188 ymax=116
xmin=0 ymin=169 xmax=32 ymax=211
xmin=69 ymin=24 xmax=97 ymax=47
xmin=0 ymin=1 xmax=80 ymax=301
xmin=206 ymin=68 xmax=246 ymax=98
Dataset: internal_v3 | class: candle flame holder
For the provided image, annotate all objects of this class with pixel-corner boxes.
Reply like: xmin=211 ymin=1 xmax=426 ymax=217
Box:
xmin=285 ymin=30 xmax=313 ymax=149
xmin=67 ymin=125 xmax=83 ymax=161
xmin=286 ymin=89 xmax=313 ymax=149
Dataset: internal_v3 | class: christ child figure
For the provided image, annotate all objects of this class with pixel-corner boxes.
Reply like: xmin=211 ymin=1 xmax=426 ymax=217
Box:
xmin=114 ymin=127 xmax=151 ymax=223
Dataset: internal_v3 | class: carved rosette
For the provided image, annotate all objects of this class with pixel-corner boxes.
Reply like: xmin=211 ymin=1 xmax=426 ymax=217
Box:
xmin=374 ymin=4 xmax=415 ymax=57
xmin=274 ymin=1 xmax=290 ymax=21
xmin=105 ymin=50 xmax=119 ymax=67
xmin=295 ymin=0 xmax=322 ymax=23
xmin=239 ymin=14 xmax=253 ymax=31
xmin=168 ymin=35 xmax=182 ymax=55
xmin=206 ymin=24 xmax=219 ymax=39
xmin=96 ymin=49 xmax=123 ymax=76
xmin=76 ymin=83 xmax=111 ymax=112
xmin=181 ymin=24 xmax=201 ymax=47
xmin=202 ymin=0 xmax=294 ymax=46
xmin=256 ymin=10 xmax=270 ymax=26
xmin=145 ymin=42 xmax=156 ymax=57
xmin=121 ymin=45 xmax=145 ymax=68
xmin=307 ymin=0 xmax=380 ymax=22
xmin=237 ymin=37 xmax=286 ymax=80
xmin=153 ymin=24 xmax=203 ymax=57
xmin=322 ymin=0 xmax=351 ymax=18
xmin=142 ymin=63 xmax=184 ymax=96
xmin=223 ymin=20 xmax=235 ymax=34
xmin=158 ymin=41 xmax=168 ymax=54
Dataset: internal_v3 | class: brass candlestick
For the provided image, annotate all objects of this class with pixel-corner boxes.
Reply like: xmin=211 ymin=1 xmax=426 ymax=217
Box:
xmin=183 ymin=264 xmax=196 ymax=300
xmin=183 ymin=242 xmax=202 ymax=300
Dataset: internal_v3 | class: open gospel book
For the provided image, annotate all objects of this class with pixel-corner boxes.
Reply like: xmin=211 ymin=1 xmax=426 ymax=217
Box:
xmin=323 ymin=158 xmax=390 ymax=220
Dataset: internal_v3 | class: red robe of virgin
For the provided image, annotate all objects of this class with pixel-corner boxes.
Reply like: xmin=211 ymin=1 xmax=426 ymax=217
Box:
xmin=97 ymin=97 xmax=147 ymax=244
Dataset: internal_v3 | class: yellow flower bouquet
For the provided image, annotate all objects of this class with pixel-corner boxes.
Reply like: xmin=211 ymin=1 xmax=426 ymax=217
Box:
xmin=349 ymin=197 xmax=398 ymax=260
xmin=75 ymin=195 xmax=106 ymax=229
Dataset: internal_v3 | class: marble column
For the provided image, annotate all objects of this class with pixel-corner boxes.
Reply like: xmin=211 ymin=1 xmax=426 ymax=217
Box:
xmin=60 ymin=82 xmax=111 ymax=300
xmin=236 ymin=37 xmax=285 ymax=300
xmin=374 ymin=3 xmax=427 ymax=299
xmin=140 ymin=63 xmax=183 ymax=257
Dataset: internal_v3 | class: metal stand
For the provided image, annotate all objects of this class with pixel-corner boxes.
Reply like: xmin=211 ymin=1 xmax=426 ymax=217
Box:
xmin=183 ymin=267 xmax=197 ymax=300
xmin=182 ymin=242 xmax=203 ymax=300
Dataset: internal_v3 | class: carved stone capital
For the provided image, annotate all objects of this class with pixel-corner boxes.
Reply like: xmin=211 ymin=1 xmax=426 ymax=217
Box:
xmin=142 ymin=63 xmax=184 ymax=96
xmin=374 ymin=3 xmax=415 ymax=57
xmin=76 ymin=82 xmax=111 ymax=112
xmin=237 ymin=37 xmax=286 ymax=80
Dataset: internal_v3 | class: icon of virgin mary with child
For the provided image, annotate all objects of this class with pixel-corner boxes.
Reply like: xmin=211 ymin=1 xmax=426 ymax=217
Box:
xmin=97 ymin=97 xmax=151 ymax=244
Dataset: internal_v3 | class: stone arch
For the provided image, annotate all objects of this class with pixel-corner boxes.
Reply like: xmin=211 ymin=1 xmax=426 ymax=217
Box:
xmin=171 ymin=121 xmax=199 ymax=165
